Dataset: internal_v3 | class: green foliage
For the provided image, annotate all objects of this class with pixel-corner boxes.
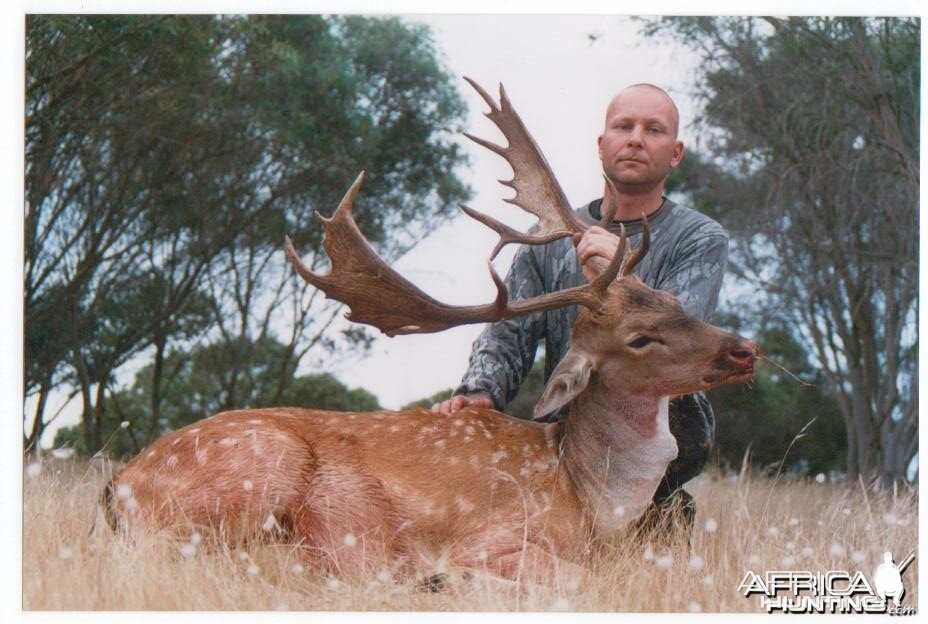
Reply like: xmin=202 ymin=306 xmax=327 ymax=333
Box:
xmin=280 ymin=374 xmax=380 ymax=413
xmin=643 ymin=17 xmax=918 ymax=483
xmin=401 ymin=388 xmax=455 ymax=411
xmin=53 ymin=336 xmax=381 ymax=459
xmin=709 ymin=324 xmax=846 ymax=475
xmin=26 ymin=15 xmax=470 ymax=452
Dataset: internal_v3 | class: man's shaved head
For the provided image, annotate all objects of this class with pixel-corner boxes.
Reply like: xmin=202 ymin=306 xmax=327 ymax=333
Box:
xmin=606 ymin=83 xmax=680 ymax=138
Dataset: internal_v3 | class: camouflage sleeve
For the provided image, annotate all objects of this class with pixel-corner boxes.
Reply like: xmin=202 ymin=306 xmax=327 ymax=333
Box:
xmin=453 ymin=244 xmax=547 ymax=410
xmin=657 ymin=224 xmax=729 ymax=322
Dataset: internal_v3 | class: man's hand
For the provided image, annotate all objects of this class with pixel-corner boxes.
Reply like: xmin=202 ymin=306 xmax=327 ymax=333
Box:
xmin=572 ymin=226 xmax=618 ymax=282
xmin=430 ymin=392 xmax=494 ymax=415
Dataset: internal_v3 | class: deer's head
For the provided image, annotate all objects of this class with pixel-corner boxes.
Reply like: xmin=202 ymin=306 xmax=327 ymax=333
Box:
xmin=535 ymin=275 xmax=756 ymax=418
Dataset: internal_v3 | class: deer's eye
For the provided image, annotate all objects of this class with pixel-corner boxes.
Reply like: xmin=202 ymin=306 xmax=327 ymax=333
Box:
xmin=627 ymin=336 xmax=654 ymax=349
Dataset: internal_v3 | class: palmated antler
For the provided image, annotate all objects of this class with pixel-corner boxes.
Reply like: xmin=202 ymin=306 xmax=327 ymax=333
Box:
xmin=285 ymin=172 xmax=629 ymax=336
xmin=460 ymin=77 xmax=618 ymax=259
xmin=285 ymin=79 xmax=651 ymax=337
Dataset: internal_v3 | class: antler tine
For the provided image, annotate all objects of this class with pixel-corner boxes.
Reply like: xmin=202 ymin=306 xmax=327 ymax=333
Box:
xmin=286 ymin=174 xmax=636 ymax=337
xmin=460 ymin=204 xmax=574 ymax=261
xmin=621 ymin=216 xmax=651 ymax=277
xmin=591 ymin=224 xmax=628 ymax=299
xmin=600 ymin=175 xmax=619 ymax=227
xmin=459 ymin=78 xmax=588 ymax=257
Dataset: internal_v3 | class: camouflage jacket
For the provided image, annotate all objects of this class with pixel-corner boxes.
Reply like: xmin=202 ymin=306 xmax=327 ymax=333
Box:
xmin=454 ymin=197 xmax=729 ymax=414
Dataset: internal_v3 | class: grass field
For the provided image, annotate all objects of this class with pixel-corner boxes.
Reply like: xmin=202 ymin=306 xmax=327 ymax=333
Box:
xmin=22 ymin=457 xmax=918 ymax=613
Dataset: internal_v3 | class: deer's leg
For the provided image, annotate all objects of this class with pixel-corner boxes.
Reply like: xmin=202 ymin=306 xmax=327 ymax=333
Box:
xmin=290 ymin=462 xmax=407 ymax=578
xmin=454 ymin=540 xmax=589 ymax=587
xmin=493 ymin=543 xmax=589 ymax=586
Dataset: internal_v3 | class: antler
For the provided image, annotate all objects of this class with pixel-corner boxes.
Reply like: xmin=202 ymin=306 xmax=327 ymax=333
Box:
xmin=284 ymin=79 xmax=651 ymax=337
xmin=461 ymin=77 xmax=617 ymax=258
xmin=284 ymin=172 xmax=630 ymax=336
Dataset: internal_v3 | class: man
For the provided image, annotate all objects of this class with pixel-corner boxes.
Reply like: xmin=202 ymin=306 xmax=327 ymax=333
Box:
xmin=432 ymin=84 xmax=728 ymax=537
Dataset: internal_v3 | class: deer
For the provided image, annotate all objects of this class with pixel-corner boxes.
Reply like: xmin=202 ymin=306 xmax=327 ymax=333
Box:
xmin=102 ymin=78 xmax=757 ymax=586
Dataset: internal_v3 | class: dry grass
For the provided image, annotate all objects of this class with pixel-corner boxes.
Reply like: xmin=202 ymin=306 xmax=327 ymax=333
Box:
xmin=23 ymin=457 xmax=917 ymax=612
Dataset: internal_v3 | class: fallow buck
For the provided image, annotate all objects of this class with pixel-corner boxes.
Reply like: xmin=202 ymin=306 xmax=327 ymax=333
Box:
xmin=104 ymin=78 xmax=757 ymax=585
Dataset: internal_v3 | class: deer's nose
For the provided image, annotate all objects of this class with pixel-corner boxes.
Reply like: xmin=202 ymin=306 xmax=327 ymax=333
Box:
xmin=727 ymin=342 xmax=758 ymax=367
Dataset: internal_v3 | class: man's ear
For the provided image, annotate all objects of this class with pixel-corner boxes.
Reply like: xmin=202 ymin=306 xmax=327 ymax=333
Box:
xmin=533 ymin=350 xmax=594 ymax=420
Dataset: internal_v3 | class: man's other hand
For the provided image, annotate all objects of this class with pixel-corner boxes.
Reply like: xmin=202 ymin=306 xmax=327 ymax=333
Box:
xmin=573 ymin=226 xmax=617 ymax=282
xmin=430 ymin=392 xmax=494 ymax=415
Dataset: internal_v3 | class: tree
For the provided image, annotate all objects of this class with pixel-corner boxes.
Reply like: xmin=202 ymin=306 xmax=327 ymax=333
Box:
xmin=26 ymin=15 xmax=470 ymax=453
xmin=644 ymin=17 xmax=918 ymax=485
xmin=708 ymin=318 xmax=847 ymax=476
xmin=52 ymin=337 xmax=381 ymax=459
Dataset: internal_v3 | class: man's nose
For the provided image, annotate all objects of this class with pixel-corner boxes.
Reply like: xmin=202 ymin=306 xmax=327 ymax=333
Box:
xmin=626 ymin=124 xmax=644 ymax=146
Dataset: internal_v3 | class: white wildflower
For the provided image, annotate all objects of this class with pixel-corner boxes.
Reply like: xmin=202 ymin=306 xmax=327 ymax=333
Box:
xmin=766 ymin=526 xmax=780 ymax=537
xmin=829 ymin=542 xmax=844 ymax=557
xmin=655 ymin=553 xmax=673 ymax=569
xmin=26 ymin=463 xmax=41 ymax=478
xmin=688 ymin=554 xmax=705 ymax=570
xmin=788 ymin=517 xmax=799 ymax=527
xmin=704 ymin=518 xmax=718 ymax=533
xmin=189 ymin=531 xmax=202 ymax=546
xmin=242 ymin=480 xmax=253 ymax=492
xmin=702 ymin=574 xmax=715 ymax=587
xmin=115 ymin=483 xmax=132 ymax=499
xmin=179 ymin=543 xmax=197 ymax=558
xmin=342 ymin=533 xmax=357 ymax=547
xmin=801 ymin=547 xmax=814 ymax=558
xmin=815 ymin=473 xmax=826 ymax=483
xmin=642 ymin=544 xmax=655 ymax=562
xmin=748 ymin=554 xmax=761 ymax=565
xmin=851 ymin=550 xmax=865 ymax=563
xmin=688 ymin=601 xmax=702 ymax=613
xmin=51 ymin=448 xmax=74 ymax=460
xmin=246 ymin=564 xmax=260 ymax=576
xmin=120 ymin=421 xmax=130 ymax=429
xmin=781 ymin=555 xmax=796 ymax=567
xmin=262 ymin=514 xmax=281 ymax=533
xmin=57 ymin=546 xmax=74 ymax=560
xmin=291 ymin=563 xmax=304 ymax=574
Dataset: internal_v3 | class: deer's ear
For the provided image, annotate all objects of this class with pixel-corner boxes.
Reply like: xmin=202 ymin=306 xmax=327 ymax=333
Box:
xmin=533 ymin=350 xmax=593 ymax=420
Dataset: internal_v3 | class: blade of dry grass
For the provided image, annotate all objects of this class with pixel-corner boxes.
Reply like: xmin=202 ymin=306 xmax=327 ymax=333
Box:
xmin=22 ymin=458 xmax=918 ymax=612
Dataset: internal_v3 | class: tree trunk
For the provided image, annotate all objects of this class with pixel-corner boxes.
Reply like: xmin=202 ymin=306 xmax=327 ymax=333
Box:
xmin=92 ymin=379 xmax=107 ymax=455
xmin=149 ymin=333 xmax=167 ymax=442
xmin=24 ymin=380 xmax=50 ymax=455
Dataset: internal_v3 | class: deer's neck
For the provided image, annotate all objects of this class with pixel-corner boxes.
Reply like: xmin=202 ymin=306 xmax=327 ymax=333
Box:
xmin=558 ymin=385 xmax=678 ymax=537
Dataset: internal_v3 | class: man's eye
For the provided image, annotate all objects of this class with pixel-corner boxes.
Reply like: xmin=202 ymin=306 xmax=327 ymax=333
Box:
xmin=628 ymin=336 xmax=653 ymax=349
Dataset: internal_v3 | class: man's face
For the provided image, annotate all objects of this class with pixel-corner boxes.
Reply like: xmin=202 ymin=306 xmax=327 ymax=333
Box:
xmin=597 ymin=87 xmax=684 ymax=191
